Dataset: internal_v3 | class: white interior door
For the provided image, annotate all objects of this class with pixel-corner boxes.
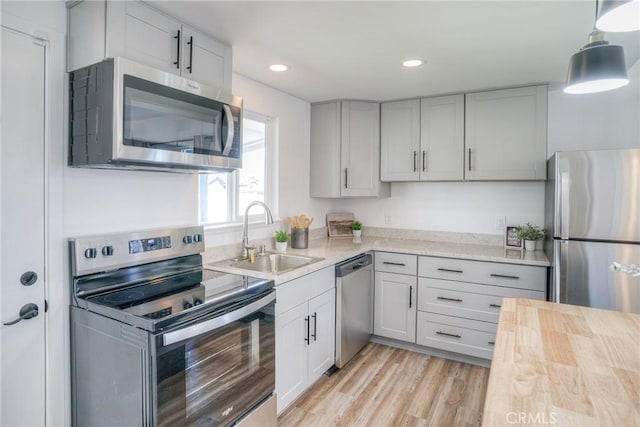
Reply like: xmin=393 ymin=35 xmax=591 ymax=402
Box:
xmin=1 ymin=26 xmax=47 ymax=426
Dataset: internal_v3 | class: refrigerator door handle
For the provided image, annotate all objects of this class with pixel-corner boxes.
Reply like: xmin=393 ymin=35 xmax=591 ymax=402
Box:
xmin=559 ymin=172 xmax=570 ymax=239
xmin=554 ymin=240 xmax=567 ymax=304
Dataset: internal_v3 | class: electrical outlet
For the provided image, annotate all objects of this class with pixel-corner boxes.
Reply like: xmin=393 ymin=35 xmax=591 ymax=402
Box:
xmin=495 ymin=215 xmax=506 ymax=230
xmin=384 ymin=213 xmax=392 ymax=225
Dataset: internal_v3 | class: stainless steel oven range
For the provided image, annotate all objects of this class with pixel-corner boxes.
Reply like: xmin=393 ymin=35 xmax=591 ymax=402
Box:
xmin=69 ymin=226 xmax=276 ymax=427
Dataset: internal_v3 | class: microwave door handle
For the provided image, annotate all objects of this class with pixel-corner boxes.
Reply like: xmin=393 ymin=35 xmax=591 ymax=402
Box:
xmin=162 ymin=291 xmax=275 ymax=346
xmin=222 ymin=104 xmax=235 ymax=156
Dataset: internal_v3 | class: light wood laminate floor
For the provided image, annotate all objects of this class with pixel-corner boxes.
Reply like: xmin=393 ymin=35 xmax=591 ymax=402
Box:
xmin=278 ymin=343 xmax=490 ymax=427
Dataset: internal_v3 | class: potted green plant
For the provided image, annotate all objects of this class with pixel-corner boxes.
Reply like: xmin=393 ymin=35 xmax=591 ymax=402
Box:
xmin=352 ymin=220 xmax=363 ymax=238
xmin=515 ymin=223 xmax=545 ymax=251
xmin=275 ymin=230 xmax=288 ymax=253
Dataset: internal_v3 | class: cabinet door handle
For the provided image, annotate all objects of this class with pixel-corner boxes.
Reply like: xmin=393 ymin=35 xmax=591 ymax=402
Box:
xmin=437 ymin=296 xmax=463 ymax=303
xmin=422 ymin=150 xmax=426 ymax=172
xmin=344 ymin=168 xmax=348 ymax=188
xmin=468 ymin=148 xmax=472 ymax=171
xmin=413 ymin=151 xmax=417 ymax=172
xmin=437 ymin=268 xmax=463 ymax=274
xmin=436 ymin=331 xmax=461 ymax=339
xmin=311 ymin=312 xmax=317 ymax=341
xmin=488 ymin=341 xmax=495 ymax=346
xmin=489 ymin=303 xmax=502 ymax=308
xmin=409 ymin=286 xmax=413 ymax=308
xmin=383 ymin=261 xmax=405 ymax=266
xmin=490 ymin=273 xmax=520 ymax=280
xmin=173 ymin=30 xmax=181 ymax=69
xmin=186 ymin=36 xmax=194 ymax=73
xmin=304 ymin=316 xmax=310 ymax=345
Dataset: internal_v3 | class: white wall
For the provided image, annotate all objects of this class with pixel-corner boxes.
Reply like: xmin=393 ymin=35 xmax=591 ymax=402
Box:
xmin=548 ymin=60 xmax=640 ymax=154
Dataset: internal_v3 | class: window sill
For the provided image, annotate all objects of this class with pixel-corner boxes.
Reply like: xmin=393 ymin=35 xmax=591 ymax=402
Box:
xmin=203 ymin=219 xmax=284 ymax=235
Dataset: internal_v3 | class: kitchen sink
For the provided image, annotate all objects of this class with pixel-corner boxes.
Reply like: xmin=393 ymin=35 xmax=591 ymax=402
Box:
xmin=221 ymin=252 xmax=325 ymax=274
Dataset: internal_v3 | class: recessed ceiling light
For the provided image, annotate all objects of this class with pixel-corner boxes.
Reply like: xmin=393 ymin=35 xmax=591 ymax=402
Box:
xmin=402 ymin=59 xmax=424 ymax=68
xmin=269 ymin=64 xmax=288 ymax=72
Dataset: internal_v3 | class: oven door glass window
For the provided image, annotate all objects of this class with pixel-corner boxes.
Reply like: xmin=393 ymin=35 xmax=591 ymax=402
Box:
xmin=155 ymin=302 xmax=274 ymax=426
xmin=122 ymin=75 xmax=241 ymax=159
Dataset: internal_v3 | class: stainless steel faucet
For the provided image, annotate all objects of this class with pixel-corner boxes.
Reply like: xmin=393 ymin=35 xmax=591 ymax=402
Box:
xmin=241 ymin=201 xmax=274 ymax=258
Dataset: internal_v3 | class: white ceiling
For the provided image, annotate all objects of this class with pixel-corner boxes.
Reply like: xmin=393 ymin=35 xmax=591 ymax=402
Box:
xmin=154 ymin=1 xmax=640 ymax=102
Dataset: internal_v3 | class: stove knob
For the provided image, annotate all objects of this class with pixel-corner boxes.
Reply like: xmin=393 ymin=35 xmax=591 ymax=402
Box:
xmin=183 ymin=235 xmax=193 ymax=244
xmin=183 ymin=301 xmax=193 ymax=309
xmin=194 ymin=298 xmax=203 ymax=306
xmin=84 ymin=248 xmax=97 ymax=259
xmin=193 ymin=234 xmax=203 ymax=243
xmin=101 ymin=246 xmax=114 ymax=256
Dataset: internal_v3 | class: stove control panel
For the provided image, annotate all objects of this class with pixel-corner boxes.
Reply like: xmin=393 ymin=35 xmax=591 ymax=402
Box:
xmin=70 ymin=226 xmax=206 ymax=276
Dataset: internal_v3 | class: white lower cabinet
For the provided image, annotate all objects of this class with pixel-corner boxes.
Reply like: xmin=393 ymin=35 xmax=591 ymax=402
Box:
xmin=416 ymin=255 xmax=546 ymax=360
xmin=275 ymin=267 xmax=335 ymax=414
xmin=373 ymin=253 xmax=418 ymax=342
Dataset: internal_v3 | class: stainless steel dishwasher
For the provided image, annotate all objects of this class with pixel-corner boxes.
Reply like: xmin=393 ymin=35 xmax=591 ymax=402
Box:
xmin=335 ymin=252 xmax=374 ymax=368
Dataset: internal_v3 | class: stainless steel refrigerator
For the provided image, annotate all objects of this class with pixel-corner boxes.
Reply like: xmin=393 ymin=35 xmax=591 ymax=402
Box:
xmin=545 ymin=148 xmax=640 ymax=314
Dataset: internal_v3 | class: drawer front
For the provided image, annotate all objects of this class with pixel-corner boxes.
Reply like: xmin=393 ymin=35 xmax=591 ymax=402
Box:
xmin=418 ymin=256 xmax=546 ymax=291
xmin=416 ymin=312 xmax=496 ymax=359
xmin=417 ymin=278 xmax=545 ymax=323
xmin=276 ymin=266 xmax=335 ymax=315
xmin=375 ymin=252 xmax=417 ymax=275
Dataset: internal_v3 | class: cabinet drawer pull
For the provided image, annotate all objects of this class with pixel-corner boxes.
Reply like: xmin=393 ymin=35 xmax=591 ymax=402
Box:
xmin=490 ymin=273 xmax=520 ymax=280
xmin=311 ymin=312 xmax=317 ymax=341
xmin=344 ymin=168 xmax=348 ymax=188
xmin=437 ymin=268 xmax=463 ymax=273
xmin=173 ymin=30 xmax=181 ymax=69
xmin=382 ymin=261 xmax=406 ymax=266
xmin=488 ymin=341 xmax=495 ymax=346
xmin=437 ymin=296 xmax=463 ymax=303
xmin=468 ymin=148 xmax=472 ymax=171
xmin=413 ymin=151 xmax=417 ymax=172
xmin=489 ymin=303 xmax=502 ymax=308
xmin=187 ymin=36 xmax=194 ymax=73
xmin=422 ymin=150 xmax=427 ymax=172
xmin=409 ymin=286 xmax=413 ymax=308
xmin=436 ymin=331 xmax=461 ymax=339
xmin=304 ymin=316 xmax=310 ymax=345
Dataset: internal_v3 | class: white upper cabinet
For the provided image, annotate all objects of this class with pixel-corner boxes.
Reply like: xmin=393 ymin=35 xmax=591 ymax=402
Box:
xmin=380 ymin=86 xmax=547 ymax=182
xmin=380 ymin=100 xmax=420 ymax=181
xmin=68 ymin=0 xmax=232 ymax=92
xmin=421 ymin=95 xmax=465 ymax=181
xmin=465 ymin=86 xmax=547 ymax=180
xmin=310 ymin=100 xmax=390 ymax=198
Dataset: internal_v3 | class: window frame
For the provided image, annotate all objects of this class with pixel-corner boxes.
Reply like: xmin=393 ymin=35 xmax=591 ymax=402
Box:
xmin=199 ymin=110 xmax=276 ymax=227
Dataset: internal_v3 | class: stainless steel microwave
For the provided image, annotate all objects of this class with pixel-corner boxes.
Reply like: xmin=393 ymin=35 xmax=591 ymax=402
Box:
xmin=69 ymin=57 xmax=242 ymax=172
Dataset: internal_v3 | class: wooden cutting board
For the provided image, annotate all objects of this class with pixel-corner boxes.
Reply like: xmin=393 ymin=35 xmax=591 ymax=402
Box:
xmin=483 ymin=298 xmax=640 ymax=426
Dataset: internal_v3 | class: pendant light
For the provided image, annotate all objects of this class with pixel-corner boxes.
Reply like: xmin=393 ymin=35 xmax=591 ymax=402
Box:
xmin=564 ymin=0 xmax=630 ymax=94
xmin=596 ymin=0 xmax=640 ymax=32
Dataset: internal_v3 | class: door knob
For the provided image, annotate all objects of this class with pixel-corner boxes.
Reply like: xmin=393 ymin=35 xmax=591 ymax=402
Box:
xmin=3 ymin=303 xmax=39 ymax=326
xmin=20 ymin=271 xmax=38 ymax=286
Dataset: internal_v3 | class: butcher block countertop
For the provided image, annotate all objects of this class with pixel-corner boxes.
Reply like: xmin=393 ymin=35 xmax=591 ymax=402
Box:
xmin=483 ymin=298 xmax=640 ymax=426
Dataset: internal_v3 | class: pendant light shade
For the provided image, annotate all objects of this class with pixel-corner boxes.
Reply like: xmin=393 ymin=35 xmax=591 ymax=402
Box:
xmin=564 ymin=31 xmax=629 ymax=94
xmin=596 ymin=0 xmax=640 ymax=32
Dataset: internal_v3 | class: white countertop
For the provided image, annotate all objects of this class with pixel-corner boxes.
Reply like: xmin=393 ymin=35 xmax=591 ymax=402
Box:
xmin=206 ymin=236 xmax=550 ymax=285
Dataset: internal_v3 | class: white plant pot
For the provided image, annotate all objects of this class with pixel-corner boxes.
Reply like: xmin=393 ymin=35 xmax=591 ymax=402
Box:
xmin=524 ymin=240 xmax=536 ymax=251
xmin=352 ymin=230 xmax=362 ymax=237
xmin=275 ymin=241 xmax=287 ymax=253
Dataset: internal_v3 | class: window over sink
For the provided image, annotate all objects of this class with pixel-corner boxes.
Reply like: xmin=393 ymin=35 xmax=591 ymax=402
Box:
xmin=199 ymin=111 xmax=276 ymax=225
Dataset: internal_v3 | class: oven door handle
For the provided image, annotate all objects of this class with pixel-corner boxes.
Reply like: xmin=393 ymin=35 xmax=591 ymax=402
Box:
xmin=221 ymin=104 xmax=235 ymax=156
xmin=162 ymin=291 xmax=275 ymax=346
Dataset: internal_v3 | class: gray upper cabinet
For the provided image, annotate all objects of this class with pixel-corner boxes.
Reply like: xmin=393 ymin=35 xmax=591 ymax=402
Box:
xmin=381 ymin=95 xmax=464 ymax=182
xmin=380 ymin=100 xmax=420 ymax=181
xmin=465 ymin=85 xmax=547 ymax=181
xmin=421 ymin=95 xmax=465 ymax=181
xmin=67 ymin=0 xmax=232 ymax=92
xmin=310 ymin=101 xmax=390 ymax=198
xmin=380 ymin=86 xmax=547 ymax=182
